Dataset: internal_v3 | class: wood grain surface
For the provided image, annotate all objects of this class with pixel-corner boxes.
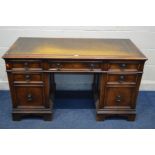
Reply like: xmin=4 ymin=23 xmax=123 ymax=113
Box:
xmin=3 ymin=37 xmax=147 ymax=60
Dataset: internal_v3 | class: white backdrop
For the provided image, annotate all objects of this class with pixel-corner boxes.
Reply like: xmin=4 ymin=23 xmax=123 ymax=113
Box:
xmin=0 ymin=26 xmax=154 ymax=90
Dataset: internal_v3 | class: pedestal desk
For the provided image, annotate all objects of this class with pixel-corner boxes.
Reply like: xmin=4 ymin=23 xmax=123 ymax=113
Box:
xmin=2 ymin=38 xmax=147 ymax=121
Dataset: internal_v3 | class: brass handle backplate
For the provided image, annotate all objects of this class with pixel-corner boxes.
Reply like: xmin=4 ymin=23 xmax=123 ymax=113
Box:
xmin=119 ymin=75 xmax=125 ymax=83
xmin=25 ymin=74 xmax=31 ymax=81
xmin=90 ymin=63 xmax=95 ymax=71
xmin=115 ymin=95 xmax=121 ymax=102
xmin=27 ymin=94 xmax=32 ymax=101
xmin=56 ymin=63 xmax=62 ymax=71
xmin=120 ymin=63 xmax=126 ymax=68
xmin=24 ymin=62 xmax=29 ymax=70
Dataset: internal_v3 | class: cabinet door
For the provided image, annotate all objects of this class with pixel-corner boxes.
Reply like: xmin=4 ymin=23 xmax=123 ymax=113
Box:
xmin=103 ymin=86 xmax=136 ymax=108
xmin=15 ymin=86 xmax=45 ymax=108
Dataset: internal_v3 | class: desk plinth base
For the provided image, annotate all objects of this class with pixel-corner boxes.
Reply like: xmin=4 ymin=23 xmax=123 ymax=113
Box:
xmin=96 ymin=110 xmax=136 ymax=121
xmin=12 ymin=99 xmax=53 ymax=121
xmin=12 ymin=109 xmax=52 ymax=121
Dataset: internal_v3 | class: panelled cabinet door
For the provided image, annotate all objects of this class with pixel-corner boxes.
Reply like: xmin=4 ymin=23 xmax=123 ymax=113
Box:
xmin=103 ymin=86 xmax=136 ymax=108
xmin=14 ymin=86 xmax=45 ymax=108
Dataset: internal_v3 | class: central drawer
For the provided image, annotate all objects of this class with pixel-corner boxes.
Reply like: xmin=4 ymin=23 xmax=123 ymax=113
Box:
xmin=49 ymin=61 xmax=102 ymax=72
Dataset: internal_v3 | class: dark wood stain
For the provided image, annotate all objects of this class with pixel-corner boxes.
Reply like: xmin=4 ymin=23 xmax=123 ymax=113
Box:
xmin=2 ymin=37 xmax=147 ymax=121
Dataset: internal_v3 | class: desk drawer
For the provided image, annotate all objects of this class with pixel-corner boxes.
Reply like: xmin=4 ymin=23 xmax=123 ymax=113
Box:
xmin=104 ymin=86 xmax=135 ymax=108
xmin=108 ymin=61 xmax=141 ymax=72
xmin=15 ymin=86 xmax=45 ymax=108
xmin=49 ymin=61 xmax=102 ymax=72
xmin=6 ymin=60 xmax=43 ymax=71
xmin=107 ymin=74 xmax=138 ymax=84
xmin=13 ymin=73 xmax=43 ymax=83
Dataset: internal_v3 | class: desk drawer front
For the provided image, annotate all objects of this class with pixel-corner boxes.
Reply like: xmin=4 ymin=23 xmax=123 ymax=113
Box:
xmin=108 ymin=61 xmax=141 ymax=72
xmin=7 ymin=60 xmax=43 ymax=70
xmin=13 ymin=73 xmax=43 ymax=83
xmin=15 ymin=86 xmax=44 ymax=108
xmin=49 ymin=61 xmax=102 ymax=71
xmin=107 ymin=74 xmax=138 ymax=84
xmin=104 ymin=87 xmax=135 ymax=108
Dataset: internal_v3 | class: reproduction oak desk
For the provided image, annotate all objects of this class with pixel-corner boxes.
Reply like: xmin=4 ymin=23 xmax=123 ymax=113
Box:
xmin=2 ymin=37 xmax=147 ymax=121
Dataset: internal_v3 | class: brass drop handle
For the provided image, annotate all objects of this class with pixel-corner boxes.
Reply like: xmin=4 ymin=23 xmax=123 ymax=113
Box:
xmin=25 ymin=74 xmax=31 ymax=81
xmin=120 ymin=63 xmax=126 ymax=68
xmin=24 ymin=62 xmax=28 ymax=66
xmin=6 ymin=63 xmax=10 ymax=69
xmin=56 ymin=63 xmax=61 ymax=71
xmin=90 ymin=63 xmax=95 ymax=71
xmin=27 ymin=94 xmax=32 ymax=101
xmin=115 ymin=95 xmax=121 ymax=102
xmin=24 ymin=62 xmax=29 ymax=70
xmin=119 ymin=75 xmax=125 ymax=83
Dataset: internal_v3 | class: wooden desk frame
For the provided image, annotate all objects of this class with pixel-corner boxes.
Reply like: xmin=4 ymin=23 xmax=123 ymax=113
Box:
xmin=2 ymin=38 xmax=147 ymax=121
